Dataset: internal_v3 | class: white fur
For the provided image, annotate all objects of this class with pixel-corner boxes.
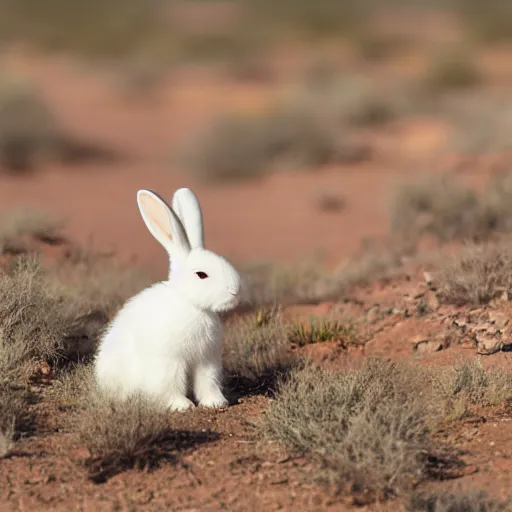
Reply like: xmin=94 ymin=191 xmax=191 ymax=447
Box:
xmin=94 ymin=188 xmax=241 ymax=411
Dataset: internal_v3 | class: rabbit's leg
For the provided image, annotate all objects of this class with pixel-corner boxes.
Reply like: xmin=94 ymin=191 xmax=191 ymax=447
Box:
xmin=193 ymin=350 xmax=228 ymax=408
xmin=165 ymin=360 xmax=195 ymax=411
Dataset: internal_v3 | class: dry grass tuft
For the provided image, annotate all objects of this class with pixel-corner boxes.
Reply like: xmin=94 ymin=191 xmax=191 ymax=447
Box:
xmin=0 ymin=258 xmax=75 ymax=376
xmin=0 ymin=250 xmax=149 ymax=380
xmin=408 ymin=489 xmax=510 ymax=512
xmin=74 ymin=388 xmax=217 ymax=483
xmin=51 ymin=363 xmax=96 ymax=412
xmin=263 ymin=358 xmax=441 ymax=497
xmin=58 ymin=252 xmax=151 ymax=320
xmin=223 ymin=309 xmax=302 ymax=398
xmin=437 ymin=242 xmax=512 ymax=306
xmin=287 ymin=318 xmax=357 ymax=347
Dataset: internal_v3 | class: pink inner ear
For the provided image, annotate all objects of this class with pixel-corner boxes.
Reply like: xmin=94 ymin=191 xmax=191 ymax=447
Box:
xmin=140 ymin=194 xmax=173 ymax=241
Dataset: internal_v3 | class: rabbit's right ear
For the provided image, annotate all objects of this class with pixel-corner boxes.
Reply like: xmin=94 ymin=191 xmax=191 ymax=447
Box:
xmin=172 ymin=188 xmax=204 ymax=250
xmin=137 ymin=189 xmax=191 ymax=256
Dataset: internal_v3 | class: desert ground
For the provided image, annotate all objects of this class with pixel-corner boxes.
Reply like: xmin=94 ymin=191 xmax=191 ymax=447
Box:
xmin=2 ymin=1 xmax=512 ymax=511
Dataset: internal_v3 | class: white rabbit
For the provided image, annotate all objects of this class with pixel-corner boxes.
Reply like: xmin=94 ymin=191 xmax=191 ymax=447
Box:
xmin=94 ymin=187 xmax=241 ymax=411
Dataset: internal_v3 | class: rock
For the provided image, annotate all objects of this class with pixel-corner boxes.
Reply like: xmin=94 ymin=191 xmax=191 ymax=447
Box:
xmin=411 ymin=335 xmax=443 ymax=353
xmin=488 ymin=311 xmax=509 ymax=331
xmin=473 ymin=322 xmax=494 ymax=332
xmin=365 ymin=306 xmax=380 ymax=324
xmin=417 ymin=340 xmax=444 ymax=353
xmin=476 ymin=334 xmax=503 ymax=355
xmin=454 ymin=318 xmax=467 ymax=328
xmin=426 ymin=293 xmax=440 ymax=311
xmin=468 ymin=308 xmax=486 ymax=322
xmin=412 ymin=290 xmax=426 ymax=300
xmin=459 ymin=338 xmax=476 ymax=350
xmin=411 ymin=335 xmax=428 ymax=346
xmin=423 ymin=271 xmax=434 ymax=286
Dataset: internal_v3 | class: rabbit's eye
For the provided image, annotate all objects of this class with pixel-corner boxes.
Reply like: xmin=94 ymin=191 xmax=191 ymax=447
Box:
xmin=195 ymin=271 xmax=209 ymax=280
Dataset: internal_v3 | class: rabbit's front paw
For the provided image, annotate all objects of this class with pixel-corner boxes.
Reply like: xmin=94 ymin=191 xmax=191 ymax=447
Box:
xmin=199 ymin=393 xmax=229 ymax=409
xmin=167 ymin=396 xmax=195 ymax=411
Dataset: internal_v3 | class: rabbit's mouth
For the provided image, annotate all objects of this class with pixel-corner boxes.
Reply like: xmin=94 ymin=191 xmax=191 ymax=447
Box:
xmin=212 ymin=294 xmax=240 ymax=313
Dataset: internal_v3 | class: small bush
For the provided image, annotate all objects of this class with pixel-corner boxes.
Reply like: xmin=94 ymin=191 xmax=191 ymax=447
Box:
xmin=179 ymin=101 xmax=357 ymax=183
xmin=437 ymin=242 xmax=512 ymax=306
xmin=482 ymin=171 xmax=512 ymax=231
xmin=74 ymin=389 xmax=216 ymax=483
xmin=408 ymin=489 xmax=510 ymax=512
xmin=335 ymin=79 xmax=399 ymax=127
xmin=423 ymin=52 xmax=482 ymax=92
xmin=446 ymin=99 xmax=512 ymax=156
xmin=263 ymin=359 xmax=439 ymax=497
xmin=0 ymin=79 xmax=61 ymax=172
xmin=449 ymin=359 xmax=512 ymax=407
xmin=302 ymin=73 xmax=403 ymax=129
xmin=223 ymin=310 xmax=302 ymax=397
xmin=0 ymin=76 xmax=121 ymax=172
xmin=389 ymin=173 xmax=496 ymax=249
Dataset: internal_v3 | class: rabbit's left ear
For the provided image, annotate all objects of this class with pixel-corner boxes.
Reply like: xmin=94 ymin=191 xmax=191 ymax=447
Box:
xmin=137 ymin=189 xmax=191 ymax=256
xmin=172 ymin=188 xmax=204 ymax=250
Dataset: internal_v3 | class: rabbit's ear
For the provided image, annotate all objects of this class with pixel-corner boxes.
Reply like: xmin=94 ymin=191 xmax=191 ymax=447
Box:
xmin=137 ymin=189 xmax=190 ymax=255
xmin=172 ymin=188 xmax=204 ymax=250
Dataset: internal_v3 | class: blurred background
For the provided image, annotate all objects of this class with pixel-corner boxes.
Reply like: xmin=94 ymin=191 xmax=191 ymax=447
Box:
xmin=0 ymin=0 xmax=510 ymax=277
